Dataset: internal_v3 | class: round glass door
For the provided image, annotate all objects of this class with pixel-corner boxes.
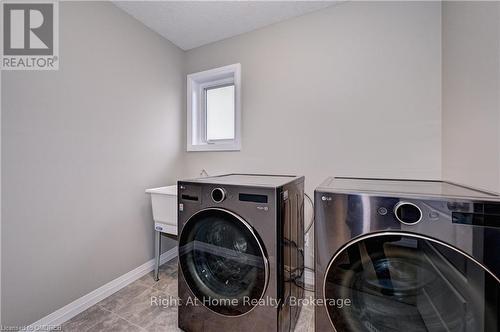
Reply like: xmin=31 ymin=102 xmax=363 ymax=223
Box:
xmin=179 ymin=208 xmax=268 ymax=316
xmin=324 ymin=233 xmax=500 ymax=332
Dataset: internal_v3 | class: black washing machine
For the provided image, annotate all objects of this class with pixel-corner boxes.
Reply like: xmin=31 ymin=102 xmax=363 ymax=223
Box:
xmin=177 ymin=174 xmax=304 ymax=331
xmin=315 ymin=177 xmax=500 ymax=332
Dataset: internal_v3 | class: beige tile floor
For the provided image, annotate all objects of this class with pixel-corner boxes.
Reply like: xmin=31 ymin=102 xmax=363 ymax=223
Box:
xmin=61 ymin=260 xmax=314 ymax=331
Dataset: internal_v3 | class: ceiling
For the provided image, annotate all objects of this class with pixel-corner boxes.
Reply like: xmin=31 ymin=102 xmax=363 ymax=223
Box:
xmin=113 ymin=1 xmax=338 ymax=50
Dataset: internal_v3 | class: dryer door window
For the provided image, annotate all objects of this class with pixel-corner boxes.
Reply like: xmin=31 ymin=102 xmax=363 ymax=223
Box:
xmin=179 ymin=208 xmax=269 ymax=316
xmin=324 ymin=233 xmax=500 ymax=332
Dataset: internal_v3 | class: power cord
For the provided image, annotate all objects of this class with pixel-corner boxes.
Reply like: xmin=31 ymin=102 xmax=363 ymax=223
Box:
xmin=286 ymin=191 xmax=316 ymax=292
xmin=303 ymin=192 xmax=315 ymax=274
xmin=304 ymin=193 xmax=314 ymax=235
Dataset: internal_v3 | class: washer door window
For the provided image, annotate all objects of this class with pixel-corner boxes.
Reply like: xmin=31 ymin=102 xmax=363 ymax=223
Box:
xmin=179 ymin=208 xmax=268 ymax=316
xmin=324 ymin=233 xmax=500 ymax=332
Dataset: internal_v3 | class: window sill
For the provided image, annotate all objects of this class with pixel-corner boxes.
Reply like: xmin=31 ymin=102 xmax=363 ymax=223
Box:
xmin=187 ymin=142 xmax=241 ymax=152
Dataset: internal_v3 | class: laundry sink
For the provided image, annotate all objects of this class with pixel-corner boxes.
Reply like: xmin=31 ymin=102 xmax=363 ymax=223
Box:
xmin=146 ymin=184 xmax=177 ymax=235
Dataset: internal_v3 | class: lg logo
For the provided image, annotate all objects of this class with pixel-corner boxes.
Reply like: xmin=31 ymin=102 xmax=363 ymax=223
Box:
xmin=3 ymin=3 xmax=54 ymax=55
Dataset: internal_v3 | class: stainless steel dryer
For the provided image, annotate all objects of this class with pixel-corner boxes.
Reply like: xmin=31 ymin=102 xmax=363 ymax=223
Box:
xmin=315 ymin=177 xmax=500 ymax=332
xmin=177 ymin=174 xmax=304 ymax=332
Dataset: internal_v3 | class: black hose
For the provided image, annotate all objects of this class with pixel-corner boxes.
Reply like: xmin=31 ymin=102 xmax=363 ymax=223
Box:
xmin=304 ymin=193 xmax=314 ymax=235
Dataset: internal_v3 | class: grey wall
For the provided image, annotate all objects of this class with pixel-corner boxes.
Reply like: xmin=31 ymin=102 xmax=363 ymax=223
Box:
xmin=442 ymin=1 xmax=500 ymax=192
xmin=183 ymin=1 xmax=443 ymax=268
xmin=0 ymin=0 xmax=461 ymax=326
xmin=183 ymin=1 xmax=442 ymax=189
xmin=1 ymin=2 xmax=183 ymax=325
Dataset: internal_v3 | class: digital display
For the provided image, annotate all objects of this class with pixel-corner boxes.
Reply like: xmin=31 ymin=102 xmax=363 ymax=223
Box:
xmin=181 ymin=194 xmax=199 ymax=201
xmin=452 ymin=212 xmax=500 ymax=228
xmin=239 ymin=193 xmax=268 ymax=203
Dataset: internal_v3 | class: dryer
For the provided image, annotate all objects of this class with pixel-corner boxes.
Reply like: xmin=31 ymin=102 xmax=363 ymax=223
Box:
xmin=177 ymin=174 xmax=304 ymax=332
xmin=315 ymin=177 xmax=500 ymax=332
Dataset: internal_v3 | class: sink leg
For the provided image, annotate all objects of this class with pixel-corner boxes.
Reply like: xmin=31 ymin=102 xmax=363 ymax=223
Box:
xmin=154 ymin=231 xmax=161 ymax=281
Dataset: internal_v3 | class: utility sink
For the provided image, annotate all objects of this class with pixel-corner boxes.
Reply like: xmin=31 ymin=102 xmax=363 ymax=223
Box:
xmin=145 ymin=185 xmax=177 ymax=235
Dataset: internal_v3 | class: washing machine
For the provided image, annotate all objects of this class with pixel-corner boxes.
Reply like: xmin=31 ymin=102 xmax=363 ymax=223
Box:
xmin=177 ymin=174 xmax=304 ymax=331
xmin=315 ymin=177 xmax=500 ymax=332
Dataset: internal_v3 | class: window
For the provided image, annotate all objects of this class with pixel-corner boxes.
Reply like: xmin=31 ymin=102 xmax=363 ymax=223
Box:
xmin=187 ymin=64 xmax=241 ymax=151
xmin=206 ymin=85 xmax=235 ymax=141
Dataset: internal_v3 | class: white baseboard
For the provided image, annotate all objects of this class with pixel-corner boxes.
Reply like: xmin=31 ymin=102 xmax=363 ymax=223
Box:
xmin=24 ymin=247 xmax=177 ymax=331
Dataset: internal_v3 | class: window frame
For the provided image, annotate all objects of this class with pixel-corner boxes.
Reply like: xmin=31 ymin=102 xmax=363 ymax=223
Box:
xmin=187 ymin=63 xmax=241 ymax=152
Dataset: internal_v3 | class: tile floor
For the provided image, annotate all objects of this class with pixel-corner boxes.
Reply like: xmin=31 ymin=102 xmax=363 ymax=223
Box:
xmin=61 ymin=260 xmax=314 ymax=331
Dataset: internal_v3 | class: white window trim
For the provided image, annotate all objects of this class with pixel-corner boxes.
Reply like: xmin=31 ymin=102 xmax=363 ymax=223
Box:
xmin=187 ymin=63 xmax=241 ymax=152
